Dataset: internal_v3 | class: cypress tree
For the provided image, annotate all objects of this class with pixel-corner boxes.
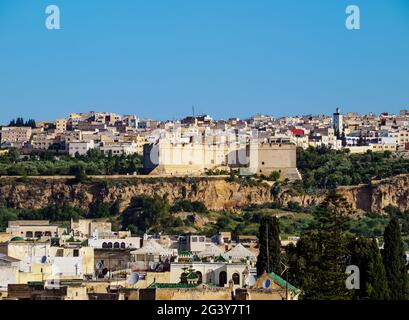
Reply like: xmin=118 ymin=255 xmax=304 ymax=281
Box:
xmin=288 ymin=192 xmax=353 ymax=300
xmin=256 ymin=216 xmax=282 ymax=276
xmin=382 ymin=217 xmax=409 ymax=300
xmin=349 ymin=237 xmax=390 ymax=300
xmin=16 ymin=117 xmax=24 ymax=126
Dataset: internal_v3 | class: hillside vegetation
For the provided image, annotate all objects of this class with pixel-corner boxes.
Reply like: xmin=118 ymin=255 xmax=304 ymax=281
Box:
xmin=297 ymin=146 xmax=409 ymax=190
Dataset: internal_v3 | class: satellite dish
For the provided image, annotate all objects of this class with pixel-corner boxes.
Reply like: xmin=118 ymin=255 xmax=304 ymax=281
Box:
xmin=41 ymin=256 xmax=47 ymax=264
xmin=127 ymin=272 xmax=140 ymax=285
xmin=245 ymin=275 xmax=256 ymax=287
xmin=263 ymin=279 xmax=271 ymax=289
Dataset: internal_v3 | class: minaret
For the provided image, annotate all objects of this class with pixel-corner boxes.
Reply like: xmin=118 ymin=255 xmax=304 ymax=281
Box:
xmin=333 ymin=107 xmax=343 ymax=137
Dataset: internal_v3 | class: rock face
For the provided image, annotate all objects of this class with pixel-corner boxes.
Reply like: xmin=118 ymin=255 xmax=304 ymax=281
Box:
xmin=0 ymin=177 xmax=273 ymax=213
xmin=276 ymin=174 xmax=409 ymax=215
xmin=0 ymin=174 xmax=408 ymax=215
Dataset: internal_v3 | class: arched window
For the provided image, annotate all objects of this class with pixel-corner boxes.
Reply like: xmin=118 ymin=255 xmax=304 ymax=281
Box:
xmin=34 ymin=231 xmax=43 ymax=238
xmin=219 ymin=271 xmax=227 ymax=287
xmin=102 ymin=242 xmax=108 ymax=248
xmin=107 ymin=242 xmax=113 ymax=248
xmin=26 ymin=231 xmax=33 ymax=238
xmin=120 ymin=242 xmax=126 ymax=249
xmin=44 ymin=231 xmax=52 ymax=237
xmin=232 ymin=273 xmax=240 ymax=285
xmin=114 ymin=242 xmax=120 ymax=249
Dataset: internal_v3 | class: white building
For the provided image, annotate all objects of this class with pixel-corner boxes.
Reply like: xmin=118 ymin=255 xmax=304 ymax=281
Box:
xmin=170 ymin=261 xmax=256 ymax=288
xmin=68 ymin=140 xmax=95 ymax=157
xmin=222 ymin=244 xmax=257 ymax=263
xmin=0 ymin=240 xmax=50 ymax=273
xmin=88 ymin=237 xmax=141 ymax=249
xmin=0 ymin=254 xmax=20 ymax=292
xmin=99 ymin=142 xmax=138 ymax=156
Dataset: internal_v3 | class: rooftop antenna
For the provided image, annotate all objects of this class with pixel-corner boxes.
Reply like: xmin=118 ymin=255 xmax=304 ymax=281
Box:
xmin=192 ymin=105 xmax=195 ymax=118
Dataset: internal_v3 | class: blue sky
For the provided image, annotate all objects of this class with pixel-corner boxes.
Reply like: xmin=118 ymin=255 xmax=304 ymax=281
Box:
xmin=0 ymin=0 xmax=408 ymax=123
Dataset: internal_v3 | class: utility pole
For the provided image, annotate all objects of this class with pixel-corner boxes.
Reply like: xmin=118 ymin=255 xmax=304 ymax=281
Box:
xmin=280 ymin=261 xmax=289 ymax=300
xmin=266 ymin=222 xmax=269 ymax=273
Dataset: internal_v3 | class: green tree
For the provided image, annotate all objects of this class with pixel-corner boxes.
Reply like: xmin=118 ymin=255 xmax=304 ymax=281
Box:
xmin=348 ymin=237 xmax=390 ymax=300
xmin=91 ymin=201 xmax=110 ymax=218
xmin=121 ymin=195 xmax=170 ymax=234
xmin=256 ymin=216 xmax=282 ymax=276
xmin=0 ymin=208 xmax=19 ymax=231
xmin=382 ymin=217 xmax=409 ymax=300
xmin=269 ymin=171 xmax=281 ymax=181
xmin=288 ymin=192 xmax=353 ymax=300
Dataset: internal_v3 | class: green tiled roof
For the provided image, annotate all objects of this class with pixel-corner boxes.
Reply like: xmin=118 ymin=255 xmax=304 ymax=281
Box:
xmin=178 ymin=250 xmax=192 ymax=256
xmin=214 ymin=255 xmax=227 ymax=262
xmin=267 ymin=272 xmax=300 ymax=294
xmin=187 ymin=272 xmax=199 ymax=280
xmin=148 ymin=282 xmax=198 ymax=289
xmin=10 ymin=236 xmax=24 ymax=241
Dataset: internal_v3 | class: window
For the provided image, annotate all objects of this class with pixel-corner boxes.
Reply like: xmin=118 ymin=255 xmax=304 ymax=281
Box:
xmin=219 ymin=271 xmax=227 ymax=287
xmin=114 ymin=242 xmax=120 ymax=249
xmin=121 ymin=242 xmax=126 ymax=249
xmin=232 ymin=273 xmax=240 ymax=285
xmin=192 ymin=237 xmax=198 ymax=242
xmin=73 ymin=249 xmax=79 ymax=257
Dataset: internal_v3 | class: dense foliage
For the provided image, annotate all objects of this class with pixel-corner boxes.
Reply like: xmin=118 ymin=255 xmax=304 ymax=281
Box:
xmin=348 ymin=237 xmax=390 ymax=300
xmin=287 ymin=193 xmax=354 ymax=300
xmin=8 ymin=117 xmax=36 ymax=128
xmin=287 ymin=193 xmax=409 ymax=300
xmin=297 ymin=146 xmax=409 ymax=190
xmin=0 ymin=149 xmax=143 ymax=176
xmin=121 ymin=196 xmax=208 ymax=235
xmin=382 ymin=217 xmax=409 ymax=299
xmin=170 ymin=200 xmax=208 ymax=214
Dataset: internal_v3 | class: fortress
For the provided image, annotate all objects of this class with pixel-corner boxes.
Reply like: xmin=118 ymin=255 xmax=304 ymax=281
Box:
xmin=143 ymin=138 xmax=301 ymax=181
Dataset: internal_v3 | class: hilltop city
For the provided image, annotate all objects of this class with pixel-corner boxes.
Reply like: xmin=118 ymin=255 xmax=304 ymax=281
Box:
xmin=1 ymin=107 xmax=409 ymax=300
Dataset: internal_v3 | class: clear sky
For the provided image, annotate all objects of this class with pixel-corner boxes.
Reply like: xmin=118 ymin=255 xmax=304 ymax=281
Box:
xmin=0 ymin=0 xmax=408 ymax=123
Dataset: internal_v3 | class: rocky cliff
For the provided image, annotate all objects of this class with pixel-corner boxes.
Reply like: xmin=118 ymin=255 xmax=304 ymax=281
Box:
xmin=0 ymin=177 xmax=273 ymax=213
xmin=0 ymin=174 xmax=408 ymax=215
xmin=276 ymin=174 xmax=409 ymax=216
